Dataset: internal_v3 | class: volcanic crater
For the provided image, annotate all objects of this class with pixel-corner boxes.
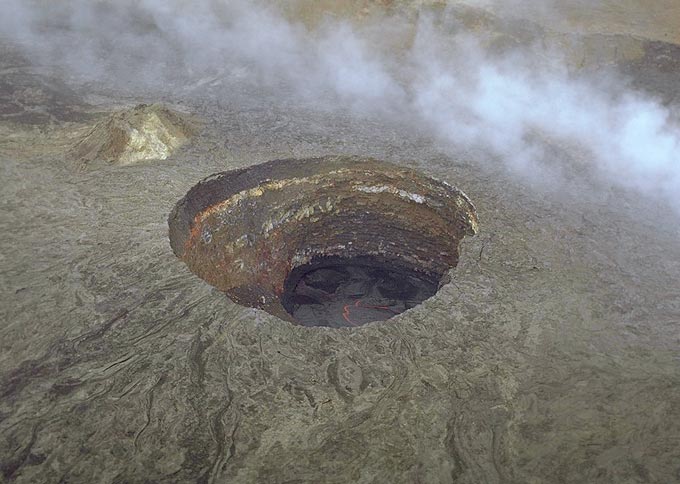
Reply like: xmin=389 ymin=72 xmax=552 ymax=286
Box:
xmin=169 ymin=156 xmax=478 ymax=327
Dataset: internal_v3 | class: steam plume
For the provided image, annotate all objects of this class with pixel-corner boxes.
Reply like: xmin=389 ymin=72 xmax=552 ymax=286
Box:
xmin=2 ymin=0 xmax=679 ymax=212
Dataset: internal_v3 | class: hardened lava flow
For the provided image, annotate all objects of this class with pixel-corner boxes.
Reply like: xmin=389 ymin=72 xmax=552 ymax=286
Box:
xmin=169 ymin=156 xmax=478 ymax=327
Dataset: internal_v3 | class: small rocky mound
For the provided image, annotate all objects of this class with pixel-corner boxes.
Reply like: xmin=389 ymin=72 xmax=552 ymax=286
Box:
xmin=71 ymin=104 xmax=195 ymax=168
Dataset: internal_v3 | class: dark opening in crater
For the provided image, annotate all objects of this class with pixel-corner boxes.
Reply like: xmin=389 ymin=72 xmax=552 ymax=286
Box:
xmin=282 ymin=256 xmax=439 ymax=328
xmin=168 ymin=156 xmax=478 ymax=328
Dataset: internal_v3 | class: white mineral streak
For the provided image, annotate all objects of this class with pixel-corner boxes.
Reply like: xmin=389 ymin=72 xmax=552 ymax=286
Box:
xmin=353 ymin=185 xmax=428 ymax=204
xmin=291 ymin=244 xmax=349 ymax=269
xmin=261 ymin=201 xmax=336 ymax=236
xmin=195 ymin=170 xmax=351 ymax=224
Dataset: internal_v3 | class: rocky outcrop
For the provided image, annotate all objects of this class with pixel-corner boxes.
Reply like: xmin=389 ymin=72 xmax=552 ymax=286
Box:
xmin=71 ymin=103 xmax=196 ymax=168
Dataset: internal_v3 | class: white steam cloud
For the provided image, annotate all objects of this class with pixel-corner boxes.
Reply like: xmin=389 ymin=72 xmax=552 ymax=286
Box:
xmin=2 ymin=0 xmax=679 ymax=211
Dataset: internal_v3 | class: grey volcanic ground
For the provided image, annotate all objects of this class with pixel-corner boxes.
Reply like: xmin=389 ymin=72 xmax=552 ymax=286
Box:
xmin=2 ymin=2 xmax=680 ymax=483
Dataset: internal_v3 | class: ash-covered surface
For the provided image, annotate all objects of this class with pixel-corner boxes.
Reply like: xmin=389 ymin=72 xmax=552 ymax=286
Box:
xmin=2 ymin=3 xmax=680 ymax=484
